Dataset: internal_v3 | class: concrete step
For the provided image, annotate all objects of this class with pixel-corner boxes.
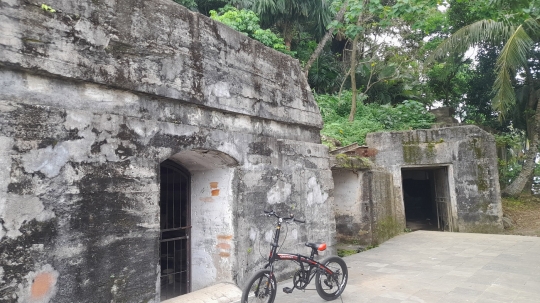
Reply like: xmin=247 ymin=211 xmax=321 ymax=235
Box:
xmin=162 ymin=283 xmax=242 ymax=303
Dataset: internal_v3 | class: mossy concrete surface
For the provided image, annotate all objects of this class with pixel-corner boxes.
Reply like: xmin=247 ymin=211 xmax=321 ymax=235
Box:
xmin=333 ymin=167 xmax=402 ymax=246
xmin=366 ymin=126 xmax=503 ymax=233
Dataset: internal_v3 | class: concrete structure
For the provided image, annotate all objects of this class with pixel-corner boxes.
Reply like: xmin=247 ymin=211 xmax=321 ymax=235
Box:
xmin=331 ymin=125 xmax=503 ymax=247
xmin=331 ymin=154 xmax=400 ymax=246
xmin=366 ymin=126 xmax=503 ymax=233
xmin=0 ymin=1 xmax=334 ymax=302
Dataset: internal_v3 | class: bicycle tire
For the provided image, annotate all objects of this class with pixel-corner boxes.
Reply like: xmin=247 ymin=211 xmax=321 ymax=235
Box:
xmin=241 ymin=269 xmax=277 ymax=303
xmin=315 ymin=256 xmax=348 ymax=301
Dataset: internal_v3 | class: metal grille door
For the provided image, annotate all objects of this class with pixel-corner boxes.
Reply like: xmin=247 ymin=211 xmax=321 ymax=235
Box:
xmin=160 ymin=160 xmax=191 ymax=300
xmin=434 ymin=167 xmax=453 ymax=232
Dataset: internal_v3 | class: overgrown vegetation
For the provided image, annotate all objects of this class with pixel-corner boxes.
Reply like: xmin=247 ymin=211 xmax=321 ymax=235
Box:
xmin=174 ymin=0 xmax=539 ymax=196
xmin=317 ymin=91 xmax=434 ymax=147
xmin=209 ymin=5 xmax=292 ymax=54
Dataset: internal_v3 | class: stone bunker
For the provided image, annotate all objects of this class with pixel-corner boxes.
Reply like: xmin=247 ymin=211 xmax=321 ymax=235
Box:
xmin=0 ymin=1 xmax=334 ymax=302
xmin=332 ymin=125 xmax=503 ymax=246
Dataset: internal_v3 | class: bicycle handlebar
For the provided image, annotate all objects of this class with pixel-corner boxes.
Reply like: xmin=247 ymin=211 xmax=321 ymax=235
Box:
xmin=263 ymin=210 xmax=305 ymax=223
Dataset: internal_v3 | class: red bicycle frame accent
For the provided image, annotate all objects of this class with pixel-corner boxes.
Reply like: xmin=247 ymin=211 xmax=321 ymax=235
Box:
xmin=263 ymin=213 xmax=336 ymax=279
xmin=276 ymin=253 xmax=334 ymax=275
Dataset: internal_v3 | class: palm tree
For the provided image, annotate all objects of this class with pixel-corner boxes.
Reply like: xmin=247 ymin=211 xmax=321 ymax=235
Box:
xmin=431 ymin=0 xmax=540 ymax=196
xmin=237 ymin=0 xmax=332 ymax=49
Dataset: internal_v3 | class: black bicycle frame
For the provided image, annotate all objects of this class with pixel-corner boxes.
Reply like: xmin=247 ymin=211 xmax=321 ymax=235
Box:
xmin=263 ymin=217 xmax=335 ymax=284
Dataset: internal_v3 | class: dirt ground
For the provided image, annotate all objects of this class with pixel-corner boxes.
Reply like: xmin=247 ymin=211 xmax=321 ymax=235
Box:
xmin=502 ymin=195 xmax=540 ymax=237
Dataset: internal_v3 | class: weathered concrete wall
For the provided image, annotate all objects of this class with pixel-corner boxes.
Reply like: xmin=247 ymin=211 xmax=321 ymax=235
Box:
xmin=0 ymin=1 xmax=335 ymax=302
xmin=366 ymin=126 xmax=503 ymax=233
xmin=190 ymin=167 xmax=235 ymax=291
xmin=333 ymin=168 xmax=398 ymax=246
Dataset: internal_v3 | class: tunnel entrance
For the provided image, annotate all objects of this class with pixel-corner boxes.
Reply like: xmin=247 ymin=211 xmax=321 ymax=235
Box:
xmin=401 ymin=166 xmax=454 ymax=231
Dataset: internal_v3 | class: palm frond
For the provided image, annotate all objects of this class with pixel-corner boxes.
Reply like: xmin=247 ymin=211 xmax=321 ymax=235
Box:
xmin=523 ymin=17 xmax=540 ymax=39
xmin=429 ymin=20 xmax=516 ymax=62
xmin=492 ymin=25 xmax=534 ymax=117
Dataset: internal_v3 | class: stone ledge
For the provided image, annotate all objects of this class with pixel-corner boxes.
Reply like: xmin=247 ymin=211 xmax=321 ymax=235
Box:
xmin=162 ymin=283 xmax=242 ymax=303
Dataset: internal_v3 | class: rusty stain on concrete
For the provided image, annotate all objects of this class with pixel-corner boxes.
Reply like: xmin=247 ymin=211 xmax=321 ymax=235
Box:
xmin=211 ymin=189 xmax=220 ymax=196
xmin=210 ymin=182 xmax=218 ymax=188
xmin=31 ymin=272 xmax=54 ymax=300
xmin=216 ymin=242 xmax=231 ymax=249
xmin=217 ymin=234 xmax=232 ymax=258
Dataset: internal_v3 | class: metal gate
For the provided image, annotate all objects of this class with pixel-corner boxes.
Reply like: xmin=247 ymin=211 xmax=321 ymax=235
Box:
xmin=160 ymin=160 xmax=191 ymax=300
xmin=434 ymin=167 xmax=454 ymax=232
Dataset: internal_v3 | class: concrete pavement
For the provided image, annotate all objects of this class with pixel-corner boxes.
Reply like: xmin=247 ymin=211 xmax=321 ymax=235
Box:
xmin=180 ymin=231 xmax=540 ymax=303
xmin=163 ymin=283 xmax=242 ymax=303
xmin=276 ymin=231 xmax=540 ymax=303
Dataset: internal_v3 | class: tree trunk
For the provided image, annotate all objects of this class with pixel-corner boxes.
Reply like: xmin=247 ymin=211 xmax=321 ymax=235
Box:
xmin=303 ymin=0 xmax=349 ymax=77
xmin=281 ymin=22 xmax=293 ymax=50
xmin=348 ymin=0 xmax=369 ymax=122
xmin=348 ymin=32 xmax=361 ymax=122
xmin=502 ymin=87 xmax=540 ymax=196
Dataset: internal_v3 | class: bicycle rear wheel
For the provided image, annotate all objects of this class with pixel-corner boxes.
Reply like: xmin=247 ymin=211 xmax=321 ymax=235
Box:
xmin=241 ymin=269 xmax=277 ymax=303
xmin=315 ymin=256 xmax=348 ymax=300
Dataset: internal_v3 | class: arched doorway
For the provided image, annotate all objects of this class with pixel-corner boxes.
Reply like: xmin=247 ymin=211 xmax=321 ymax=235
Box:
xmin=158 ymin=149 xmax=239 ymax=300
xmin=160 ymin=160 xmax=191 ymax=300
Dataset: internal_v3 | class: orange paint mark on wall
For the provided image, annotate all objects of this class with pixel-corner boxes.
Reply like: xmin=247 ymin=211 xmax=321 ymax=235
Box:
xmin=210 ymin=182 xmax=218 ymax=188
xmin=31 ymin=272 xmax=53 ymax=299
xmin=211 ymin=189 xmax=220 ymax=196
xmin=217 ymin=242 xmax=231 ymax=249
xmin=199 ymin=197 xmax=213 ymax=202
xmin=217 ymin=234 xmax=233 ymax=258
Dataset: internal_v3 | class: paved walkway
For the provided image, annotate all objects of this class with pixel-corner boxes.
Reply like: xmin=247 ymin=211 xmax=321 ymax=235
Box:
xmin=275 ymin=231 xmax=540 ymax=303
xmin=163 ymin=283 xmax=242 ymax=303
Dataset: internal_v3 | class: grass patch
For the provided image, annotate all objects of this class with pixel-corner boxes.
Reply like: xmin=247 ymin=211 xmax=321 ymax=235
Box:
xmin=502 ymin=195 xmax=540 ymax=237
xmin=337 ymin=244 xmax=380 ymax=257
xmin=337 ymin=249 xmax=358 ymax=257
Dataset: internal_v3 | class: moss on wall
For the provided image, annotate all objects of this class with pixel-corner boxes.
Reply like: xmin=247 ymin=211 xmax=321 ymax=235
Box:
xmin=374 ymin=216 xmax=402 ymax=245
xmin=470 ymin=138 xmax=489 ymax=192
xmin=402 ymin=144 xmax=422 ymax=164
xmin=476 ymin=164 xmax=488 ymax=191
xmin=402 ymin=137 xmax=445 ymax=164
xmin=334 ymin=154 xmax=373 ymax=170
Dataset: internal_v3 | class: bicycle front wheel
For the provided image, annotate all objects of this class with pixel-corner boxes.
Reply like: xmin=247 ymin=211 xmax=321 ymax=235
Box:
xmin=241 ymin=269 xmax=277 ymax=303
xmin=315 ymin=256 xmax=348 ymax=300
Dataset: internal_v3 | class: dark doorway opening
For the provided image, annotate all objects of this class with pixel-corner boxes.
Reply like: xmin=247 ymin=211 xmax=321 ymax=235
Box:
xmin=401 ymin=167 xmax=453 ymax=231
xmin=160 ymin=160 xmax=191 ymax=300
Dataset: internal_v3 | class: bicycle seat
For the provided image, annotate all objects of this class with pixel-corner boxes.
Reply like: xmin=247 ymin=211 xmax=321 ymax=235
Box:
xmin=305 ymin=242 xmax=326 ymax=251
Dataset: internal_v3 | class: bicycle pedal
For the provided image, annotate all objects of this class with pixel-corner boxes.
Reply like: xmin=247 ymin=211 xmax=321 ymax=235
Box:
xmin=283 ymin=287 xmax=293 ymax=294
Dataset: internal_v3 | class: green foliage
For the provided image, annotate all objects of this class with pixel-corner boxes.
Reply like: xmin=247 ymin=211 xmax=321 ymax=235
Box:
xmin=317 ymin=91 xmax=435 ymax=146
xmin=496 ymin=130 xmax=527 ymax=187
xmin=241 ymin=0 xmax=333 ymax=42
xmin=307 ymin=51 xmax=343 ymax=94
xmin=41 ymin=4 xmax=56 ymax=13
xmin=173 ymin=0 xmax=198 ymax=10
xmin=425 ymin=59 xmax=473 ymax=116
xmin=209 ymin=5 xmax=291 ymax=54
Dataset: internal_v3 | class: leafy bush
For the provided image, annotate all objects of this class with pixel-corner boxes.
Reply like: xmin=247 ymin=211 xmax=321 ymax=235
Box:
xmin=316 ymin=91 xmax=435 ymax=146
xmin=495 ymin=131 xmax=524 ymax=186
xmin=209 ymin=5 xmax=292 ymax=55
